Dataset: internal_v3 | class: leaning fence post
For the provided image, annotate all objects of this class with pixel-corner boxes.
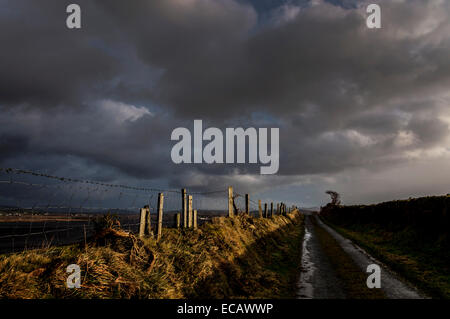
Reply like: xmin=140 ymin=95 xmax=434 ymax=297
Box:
xmin=258 ymin=200 xmax=262 ymax=218
xmin=264 ymin=203 xmax=268 ymax=218
xmin=139 ymin=207 xmax=147 ymax=238
xmin=270 ymin=202 xmax=273 ymax=217
xmin=245 ymin=194 xmax=249 ymax=215
xmin=182 ymin=188 xmax=187 ymax=228
xmin=176 ymin=213 xmax=181 ymax=228
xmin=193 ymin=210 xmax=198 ymax=229
xmin=188 ymin=195 xmax=193 ymax=228
xmin=228 ymin=186 xmax=234 ymax=218
xmin=157 ymin=193 xmax=164 ymax=241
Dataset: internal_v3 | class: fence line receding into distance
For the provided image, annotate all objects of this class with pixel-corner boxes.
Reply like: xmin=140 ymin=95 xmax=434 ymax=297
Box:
xmin=0 ymin=168 xmax=298 ymax=253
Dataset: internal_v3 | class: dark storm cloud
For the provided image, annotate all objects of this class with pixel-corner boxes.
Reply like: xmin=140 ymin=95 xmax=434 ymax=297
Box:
xmin=0 ymin=103 xmax=175 ymax=179
xmin=0 ymin=0 xmax=450 ymax=201
xmin=407 ymin=115 xmax=449 ymax=147
xmin=0 ymin=134 xmax=29 ymax=160
xmin=91 ymin=0 xmax=450 ymax=122
xmin=0 ymin=1 xmax=123 ymax=107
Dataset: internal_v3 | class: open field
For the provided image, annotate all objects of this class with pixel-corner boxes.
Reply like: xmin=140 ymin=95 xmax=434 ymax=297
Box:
xmin=0 ymin=214 xmax=91 ymax=223
xmin=0 ymin=212 xmax=225 ymax=254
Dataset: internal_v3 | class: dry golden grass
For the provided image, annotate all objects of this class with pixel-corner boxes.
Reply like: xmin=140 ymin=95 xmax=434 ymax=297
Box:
xmin=0 ymin=211 xmax=304 ymax=299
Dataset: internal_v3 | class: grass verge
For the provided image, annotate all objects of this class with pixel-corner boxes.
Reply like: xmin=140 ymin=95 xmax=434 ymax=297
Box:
xmin=322 ymin=220 xmax=450 ymax=299
xmin=0 ymin=211 xmax=304 ymax=299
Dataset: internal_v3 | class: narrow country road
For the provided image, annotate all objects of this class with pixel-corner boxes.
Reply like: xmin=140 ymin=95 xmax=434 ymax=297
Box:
xmin=296 ymin=213 xmax=426 ymax=299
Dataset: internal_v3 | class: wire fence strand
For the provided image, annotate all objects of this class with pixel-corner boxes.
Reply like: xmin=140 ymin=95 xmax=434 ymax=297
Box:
xmin=0 ymin=167 xmax=298 ymax=254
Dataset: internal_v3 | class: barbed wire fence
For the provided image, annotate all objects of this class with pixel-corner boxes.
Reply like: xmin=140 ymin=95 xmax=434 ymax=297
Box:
xmin=0 ymin=168 xmax=299 ymax=254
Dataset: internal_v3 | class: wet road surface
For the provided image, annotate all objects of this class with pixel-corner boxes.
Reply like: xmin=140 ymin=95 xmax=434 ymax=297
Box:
xmin=296 ymin=214 xmax=346 ymax=298
xmin=297 ymin=213 xmax=425 ymax=299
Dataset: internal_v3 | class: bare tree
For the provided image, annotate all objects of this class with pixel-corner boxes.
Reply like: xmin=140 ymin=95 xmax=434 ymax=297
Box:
xmin=326 ymin=190 xmax=341 ymax=205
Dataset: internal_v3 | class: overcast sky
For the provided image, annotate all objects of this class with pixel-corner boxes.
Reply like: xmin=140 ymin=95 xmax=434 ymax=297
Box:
xmin=1 ymin=0 xmax=450 ymax=208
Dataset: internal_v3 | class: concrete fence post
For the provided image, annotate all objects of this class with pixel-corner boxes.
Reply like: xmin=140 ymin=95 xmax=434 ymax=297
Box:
xmin=188 ymin=195 xmax=193 ymax=228
xmin=139 ymin=207 xmax=147 ymax=238
xmin=144 ymin=205 xmax=151 ymax=236
xmin=182 ymin=188 xmax=187 ymax=228
xmin=193 ymin=210 xmax=198 ymax=229
xmin=176 ymin=213 xmax=181 ymax=228
xmin=157 ymin=193 xmax=164 ymax=241
xmin=228 ymin=186 xmax=234 ymax=218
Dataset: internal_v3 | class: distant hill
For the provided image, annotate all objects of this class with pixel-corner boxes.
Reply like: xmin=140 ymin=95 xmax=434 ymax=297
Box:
xmin=300 ymin=207 xmax=320 ymax=212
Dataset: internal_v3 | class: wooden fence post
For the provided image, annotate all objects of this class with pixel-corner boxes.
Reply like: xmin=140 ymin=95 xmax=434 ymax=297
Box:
xmin=176 ymin=213 xmax=181 ymax=228
xmin=258 ymin=200 xmax=262 ymax=218
xmin=139 ymin=207 xmax=147 ymax=238
xmin=182 ymin=188 xmax=187 ymax=228
xmin=276 ymin=203 xmax=280 ymax=215
xmin=270 ymin=202 xmax=273 ymax=217
xmin=188 ymin=195 xmax=193 ymax=228
xmin=193 ymin=210 xmax=198 ymax=229
xmin=264 ymin=203 xmax=268 ymax=218
xmin=245 ymin=194 xmax=249 ymax=215
xmin=228 ymin=186 xmax=234 ymax=218
xmin=157 ymin=193 xmax=164 ymax=241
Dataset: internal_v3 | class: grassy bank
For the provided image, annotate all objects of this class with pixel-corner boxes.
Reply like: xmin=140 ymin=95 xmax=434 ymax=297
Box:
xmin=0 ymin=211 xmax=304 ymax=299
xmin=320 ymin=196 xmax=450 ymax=299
